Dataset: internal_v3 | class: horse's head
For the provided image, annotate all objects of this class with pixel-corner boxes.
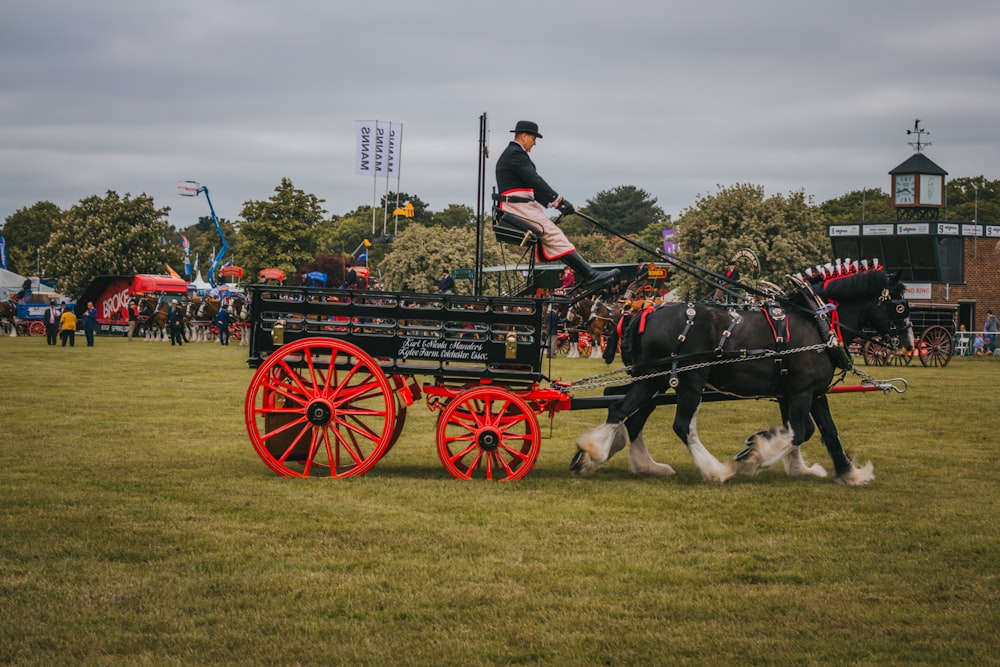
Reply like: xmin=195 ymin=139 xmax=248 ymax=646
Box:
xmin=622 ymin=278 xmax=649 ymax=302
xmin=870 ymin=270 xmax=914 ymax=351
xmin=566 ymin=299 xmax=589 ymax=330
xmin=816 ymin=268 xmax=914 ymax=352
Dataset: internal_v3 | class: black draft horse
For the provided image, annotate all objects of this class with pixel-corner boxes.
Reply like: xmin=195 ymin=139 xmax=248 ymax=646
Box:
xmin=571 ymin=266 xmax=914 ymax=486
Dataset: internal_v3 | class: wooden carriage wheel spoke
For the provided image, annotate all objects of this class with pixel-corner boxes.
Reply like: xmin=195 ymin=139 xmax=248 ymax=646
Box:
xmin=436 ymin=387 xmax=540 ymax=482
xmin=245 ymin=338 xmax=394 ymax=478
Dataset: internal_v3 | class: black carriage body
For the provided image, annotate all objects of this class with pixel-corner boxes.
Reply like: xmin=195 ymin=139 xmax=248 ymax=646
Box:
xmin=246 ymin=285 xmax=545 ymax=382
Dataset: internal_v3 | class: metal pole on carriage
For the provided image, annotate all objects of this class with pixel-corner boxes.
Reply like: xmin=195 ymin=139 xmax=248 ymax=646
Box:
xmin=474 ymin=112 xmax=488 ymax=297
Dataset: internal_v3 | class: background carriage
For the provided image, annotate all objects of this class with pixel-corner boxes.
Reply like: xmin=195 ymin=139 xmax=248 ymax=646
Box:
xmin=859 ymin=301 xmax=955 ymax=367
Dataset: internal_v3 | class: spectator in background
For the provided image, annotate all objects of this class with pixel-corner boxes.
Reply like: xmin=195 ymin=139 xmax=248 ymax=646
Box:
xmin=437 ymin=269 xmax=455 ymax=294
xmin=984 ymin=310 xmax=999 ymax=352
xmin=168 ymin=299 xmax=185 ymax=346
xmin=127 ymin=300 xmax=139 ymax=341
xmin=44 ymin=300 xmax=60 ymax=346
xmin=956 ymin=324 xmax=971 ymax=357
xmin=215 ymin=306 xmax=232 ymax=346
xmin=972 ymin=334 xmax=986 ymax=356
xmin=560 ymin=267 xmax=575 ymax=292
xmin=59 ymin=305 xmax=77 ymax=347
xmin=82 ymin=301 xmax=98 ymax=347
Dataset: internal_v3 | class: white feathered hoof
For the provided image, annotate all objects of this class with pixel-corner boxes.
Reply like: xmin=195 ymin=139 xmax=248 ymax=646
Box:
xmin=734 ymin=425 xmax=795 ymax=477
xmin=628 ymin=434 xmax=675 ymax=477
xmin=572 ymin=423 xmax=627 ymax=476
xmin=783 ymin=447 xmax=828 ymax=478
xmin=835 ymin=460 xmax=875 ymax=486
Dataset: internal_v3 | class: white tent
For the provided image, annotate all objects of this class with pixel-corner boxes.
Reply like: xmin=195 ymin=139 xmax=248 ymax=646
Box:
xmin=189 ymin=270 xmax=212 ymax=294
xmin=0 ymin=268 xmax=27 ymax=299
xmin=0 ymin=269 xmax=61 ymax=300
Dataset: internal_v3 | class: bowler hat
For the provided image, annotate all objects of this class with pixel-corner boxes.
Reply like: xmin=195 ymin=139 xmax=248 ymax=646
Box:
xmin=510 ymin=120 xmax=542 ymax=138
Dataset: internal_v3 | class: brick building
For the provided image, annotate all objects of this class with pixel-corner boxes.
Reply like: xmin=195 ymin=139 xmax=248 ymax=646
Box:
xmin=828 ymin=151 xmax=999 ymax=332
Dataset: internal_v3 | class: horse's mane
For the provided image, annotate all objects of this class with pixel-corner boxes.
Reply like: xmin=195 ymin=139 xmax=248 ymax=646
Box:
xmin=812 ymin=267 xmax=891 ymax=302
xmin=799 ymin=260 xmax=902 ymax=301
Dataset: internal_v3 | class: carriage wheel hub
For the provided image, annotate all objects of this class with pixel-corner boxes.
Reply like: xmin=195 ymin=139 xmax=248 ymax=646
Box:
xmin=306 ymin=399 xmax=334 ymax=426
xmin=477 ymin=428 xmax=501 ymax=451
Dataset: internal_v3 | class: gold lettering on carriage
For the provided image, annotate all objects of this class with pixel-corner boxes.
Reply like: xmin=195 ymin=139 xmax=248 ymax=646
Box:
xmin=398 ymin=337 xmax=489 ymax=362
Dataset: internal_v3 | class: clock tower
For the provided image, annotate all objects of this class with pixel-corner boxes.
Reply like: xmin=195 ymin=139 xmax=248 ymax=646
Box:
xmin=889 ymin=120 xmax=947 ymax=221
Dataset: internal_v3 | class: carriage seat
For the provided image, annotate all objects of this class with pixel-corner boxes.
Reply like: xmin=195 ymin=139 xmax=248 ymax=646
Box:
xmin=491 ymin=194 xmax=541 ymax=247
xmin=492 ymin=207 xmax=541 ymax=247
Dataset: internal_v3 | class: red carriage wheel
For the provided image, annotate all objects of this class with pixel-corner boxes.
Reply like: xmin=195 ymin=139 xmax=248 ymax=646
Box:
xmin=578 ymin=334 xmax=593 ymax=357
xmin=436 ymin=386 xmax=541 ymax=482
xmin=919 ymin=325 xmax=953 ymax=368
xmin=29 ymin=321 xmax=45 ymax=336
xmin=244 ymin=338 xmax=395 ymax=478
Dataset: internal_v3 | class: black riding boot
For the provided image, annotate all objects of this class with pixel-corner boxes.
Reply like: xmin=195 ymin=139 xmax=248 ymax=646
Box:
xmin=562 ymin=251 xmax=619 ymax=293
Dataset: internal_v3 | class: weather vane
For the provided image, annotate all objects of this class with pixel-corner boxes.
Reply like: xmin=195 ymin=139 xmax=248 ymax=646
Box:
xmin=906 ymin=119 xmax=931 ymax=153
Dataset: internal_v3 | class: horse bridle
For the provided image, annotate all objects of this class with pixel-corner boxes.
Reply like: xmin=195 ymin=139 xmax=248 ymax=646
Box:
xmin=878 ymin=288 xmax=913 ymax=341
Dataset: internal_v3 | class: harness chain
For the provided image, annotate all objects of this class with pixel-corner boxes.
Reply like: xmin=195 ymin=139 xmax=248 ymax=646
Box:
xmin=557 ymin=339 xmax=905 ymax=393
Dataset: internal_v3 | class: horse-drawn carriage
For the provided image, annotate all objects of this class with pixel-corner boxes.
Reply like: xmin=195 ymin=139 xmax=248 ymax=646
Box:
xmin=0 ymin=292 xmax=71 ymax=336
xmin=239 ymin=116 xmax=910 ymax=484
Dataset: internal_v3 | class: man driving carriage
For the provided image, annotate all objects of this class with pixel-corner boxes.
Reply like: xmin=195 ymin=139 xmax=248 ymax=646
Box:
xmin=495 ymin=120 xmax=619 ymax=296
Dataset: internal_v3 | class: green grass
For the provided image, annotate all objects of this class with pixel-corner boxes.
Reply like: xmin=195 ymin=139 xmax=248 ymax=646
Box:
xmin=1 ymin=336 xmax=998 ymax=666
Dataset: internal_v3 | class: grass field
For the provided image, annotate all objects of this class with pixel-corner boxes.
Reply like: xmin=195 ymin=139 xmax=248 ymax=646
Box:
xmin=1 ymin=335 xmax=998 ymax=666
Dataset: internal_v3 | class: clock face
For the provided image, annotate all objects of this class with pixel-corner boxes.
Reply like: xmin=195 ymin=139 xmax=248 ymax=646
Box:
xmin=894 ymin=174 xmax=915 ymax=205
xmin=919 ymin=174 xmax=943 ymax=206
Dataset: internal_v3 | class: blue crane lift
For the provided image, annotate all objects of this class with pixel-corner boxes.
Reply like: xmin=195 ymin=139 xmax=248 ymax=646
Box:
xmin=177 ymin=180 xmax=228 ymax=287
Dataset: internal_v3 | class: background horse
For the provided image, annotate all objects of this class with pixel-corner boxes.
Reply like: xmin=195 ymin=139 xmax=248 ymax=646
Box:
xmin=182 ymin=297 xmax=222 ymax=342
xmin=136 ymin=296 xmax=170 ymax=341
xmin=602 ymin=276 xmax=670 ymax=363
xmin=572 ymin=265 xmax=913 ymax=486
xmin=565 ymin=296 xmax=619 ymax=359
xmin=225 ymin=295 xmax=251 ymax=345
xmin=0 ymin=301 xmax=16 ymax=336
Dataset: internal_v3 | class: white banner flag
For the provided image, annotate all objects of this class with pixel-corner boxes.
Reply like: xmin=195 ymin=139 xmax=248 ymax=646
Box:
xmin=355 ymin=120 xmax=401 ymax=176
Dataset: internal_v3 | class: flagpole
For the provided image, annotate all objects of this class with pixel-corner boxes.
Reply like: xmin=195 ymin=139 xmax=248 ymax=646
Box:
xmin=371 ymin=120 xmax=379 ymax=236
xmin=394 ymin=123 xmax=404 ymax=236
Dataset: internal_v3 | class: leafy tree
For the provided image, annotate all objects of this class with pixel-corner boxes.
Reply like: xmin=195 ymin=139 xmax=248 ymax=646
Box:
xmin=378 ymin=223 xmax=503 ymax=293
xmin=561 ymin=185 xmax=666 ymax=239
xmin=1 ymin=201 xmax=62 ymax=275
xmin=671 ymin=184 xmax=828 ymax=300
xmin=237 ymin=178 xmax=326 ymax=279
xmin=820 ymin=188 xmax=894 ymax=223
xmin=429 ymin=204 xmax=475 ymax=229
xmin=41 ymin=191 xmax=178 ymax=297
xmin=314 ymin=206 xmax=397 ymax=271
xmin=946 ymin=176 xmax=1000 ymax=223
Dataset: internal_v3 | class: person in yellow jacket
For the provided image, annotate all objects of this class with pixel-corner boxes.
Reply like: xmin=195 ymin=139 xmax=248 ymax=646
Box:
xmin=59 ymin=306 xmax=77 ymax=347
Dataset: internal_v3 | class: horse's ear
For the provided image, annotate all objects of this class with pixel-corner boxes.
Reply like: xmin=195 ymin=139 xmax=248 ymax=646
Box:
xmin=891 ymin=269 xmax=904 ymax=284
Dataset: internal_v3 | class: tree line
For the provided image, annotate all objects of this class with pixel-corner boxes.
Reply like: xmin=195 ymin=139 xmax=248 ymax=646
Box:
xmin=2 ymin=175 xmax=997 ymax=300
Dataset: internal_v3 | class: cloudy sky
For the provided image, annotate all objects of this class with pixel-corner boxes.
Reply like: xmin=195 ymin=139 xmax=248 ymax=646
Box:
xmin=2 ymin=0 xmax=998 ymax=230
